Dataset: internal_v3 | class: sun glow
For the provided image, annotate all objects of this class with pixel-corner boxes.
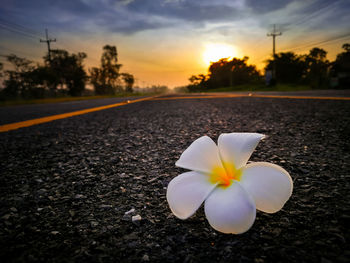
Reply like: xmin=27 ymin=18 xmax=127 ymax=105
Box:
xmin=203 ymin=43 xmax=238 ymax=66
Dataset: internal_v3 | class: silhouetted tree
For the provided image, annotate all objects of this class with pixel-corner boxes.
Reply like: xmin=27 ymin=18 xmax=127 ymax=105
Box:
xmin=122 ymin=73 xmax=135 ymax=93
xmin=90 ymin=45 xmax=122 ymax=95
xmin=188 ymin=74 xmax=208 ymax=91
xmin=265 ymin=52 xmax=306 ymax=84
xmin=0 ymin=62 xmax=3 ymax=78
xmin=305 ymin=48 xmax=329 ymax=89
xmin=2 ymin=54 xmax=37 ymax=98
xmin=44 ymin=49 xmax=87 ymax=96
xmin=187 ymin=57 xmax=260 ymax=91
xmin=331 ymin=43 xmax=350 ymax=88
xmin=208 ymin=57 xmax=260 ymax=88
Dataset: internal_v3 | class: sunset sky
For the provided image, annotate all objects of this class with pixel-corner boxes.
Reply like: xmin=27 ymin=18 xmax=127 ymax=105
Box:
xmin=1 ymin=0 xmax=349 ymax=88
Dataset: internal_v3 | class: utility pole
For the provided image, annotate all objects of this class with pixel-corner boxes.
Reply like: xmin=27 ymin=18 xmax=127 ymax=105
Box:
xmin=267 ymin=24 xmax=282 ymax=80
xmin=40 ymin=29 xmax=56 ymax=63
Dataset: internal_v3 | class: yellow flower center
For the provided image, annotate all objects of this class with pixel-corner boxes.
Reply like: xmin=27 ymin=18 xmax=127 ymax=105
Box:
xmin=209 ymin=162 xmax=242 ymax=188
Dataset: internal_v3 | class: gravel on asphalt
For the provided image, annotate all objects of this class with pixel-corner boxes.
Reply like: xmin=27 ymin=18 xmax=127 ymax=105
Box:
xmin=0 ymin=96 xmax=146 ymax=125
xmin=0 ymin=96 xmax=349 ymax=262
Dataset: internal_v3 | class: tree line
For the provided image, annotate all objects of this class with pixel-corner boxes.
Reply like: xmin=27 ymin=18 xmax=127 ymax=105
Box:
xmin=188 ymin=43 xmax=350 ymax=91
xmin=0 ymin=45 xmax=135 ymax=100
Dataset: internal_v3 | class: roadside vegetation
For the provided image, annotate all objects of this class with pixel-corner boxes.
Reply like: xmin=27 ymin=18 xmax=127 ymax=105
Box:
xmin=0 ymin=43 xmax=349 ymax=104
xmin=0 ymin=44 xmax=169 ymax=104
xmin=186 ymin=43 xmax=350 ymax=92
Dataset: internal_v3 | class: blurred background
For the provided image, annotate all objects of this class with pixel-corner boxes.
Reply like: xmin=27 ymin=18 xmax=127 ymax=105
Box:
xmin=0 ymin=0 xmax=349 ymax=100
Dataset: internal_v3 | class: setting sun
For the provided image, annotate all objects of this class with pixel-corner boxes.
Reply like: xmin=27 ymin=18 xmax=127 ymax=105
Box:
xmin=203 ymin=43 xmax=239 ymax=66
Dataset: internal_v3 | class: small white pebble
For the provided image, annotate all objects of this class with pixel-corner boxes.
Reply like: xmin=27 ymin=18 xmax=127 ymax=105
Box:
xmin=125 ymin=208 xmax=135 ymax=215
xmin=132 ymin=214 xmax=142 ymax=222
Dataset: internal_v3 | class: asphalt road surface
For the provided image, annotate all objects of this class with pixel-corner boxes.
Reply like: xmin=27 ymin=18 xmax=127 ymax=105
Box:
xmin=0 ymin=96 xmax=148 ymax=125
xmin=1 ymin=91 xmax=349 ymax=262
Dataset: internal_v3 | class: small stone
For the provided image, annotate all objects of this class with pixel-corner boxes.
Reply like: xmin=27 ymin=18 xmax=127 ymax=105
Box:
xmin=2 ymin=214 xmax=11 ymax=220
xmin=37 ymin=189 xmax=47 ymax=195
xmin=132 ymin=214 xmax=142 ymax=222
xmin=10 ymin=207 xmax=18 ymax=212
xmin=142 ymin=254 xmax=150 ymax=261
xmin=50 ymin=231 xmax=60 ymax=235
xmin=90 ymin=221 xmax=99 ymax=227
xmin=74 ymin=194 xmax=85 ymax=199
xmin=100 ymin=204 xmax=113 ymax=209
xmin=125 ymin=208 xmax=135 ymax=215
xmin=124 ymin=232 xmax=138 ymax=240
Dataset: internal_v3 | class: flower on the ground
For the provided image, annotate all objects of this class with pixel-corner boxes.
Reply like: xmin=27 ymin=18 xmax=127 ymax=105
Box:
xmin=166 ymin=133 xmax=293 ymax=234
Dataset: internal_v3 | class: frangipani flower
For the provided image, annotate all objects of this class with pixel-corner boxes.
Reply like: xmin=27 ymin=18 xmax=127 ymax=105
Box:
xmin=166 ymin=133 xmax=293 ymax=234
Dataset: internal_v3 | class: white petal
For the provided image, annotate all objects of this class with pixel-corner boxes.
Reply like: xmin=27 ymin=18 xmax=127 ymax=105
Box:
xmin=204 ymin=182 xmax=256 ymax=234
xmin=240 ymin=162 xmax=293 ymax=213
xmin=167 ymin=171 xmax=217 ymax=219
xmin=176 ymin=136 xmax=224 ymax=174
xmin=218 ymin=133 xmax=264 ymax=169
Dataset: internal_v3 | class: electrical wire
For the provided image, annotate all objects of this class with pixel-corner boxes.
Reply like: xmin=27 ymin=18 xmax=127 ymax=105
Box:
xmin=0 ymin=45 xmax=41 ymax=62
xmin=0 ymin=18 xmax=44 ymax=38
xmin=0 ymin=23 xmax=40 ymax=40
xmin=283 ymin=0 xmax=341 ymax=32
xmin=280 ymin=32 xmax=350 ymax=53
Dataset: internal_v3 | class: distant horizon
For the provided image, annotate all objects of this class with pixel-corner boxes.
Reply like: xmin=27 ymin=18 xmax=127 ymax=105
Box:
xmin=1 ymin=0 xmax=349 ymax=88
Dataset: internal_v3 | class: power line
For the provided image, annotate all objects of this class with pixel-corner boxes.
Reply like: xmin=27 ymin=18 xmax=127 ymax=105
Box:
xmin=255 ymin=0 xmax=342 ymax=65
xmin=284 ymin=0 xmax=341 ymax=32
xmin=280 ymin=32 xmax=350 ymax=53
xmin=53 ymin=40 xmax=100 ymax=65
xmin=0 ymin=45 xmax=41 ymax=61
xmin=255 ymin=32 xmax=350 ymax=67
xmin=40 ymin=29 xmax=56 ymax=62
xmin=267 ymin=25 xmax=282 ymax=56
xmin=0 ymin=23 xmax=40 ymax=40
xmin=0 ymin=18 xmax=43 ymax=38
xmin=267 ymin=24 xmax=282 ymax=78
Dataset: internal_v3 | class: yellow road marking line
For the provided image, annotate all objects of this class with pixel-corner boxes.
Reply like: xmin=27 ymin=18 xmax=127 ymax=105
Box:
xmin=151 ymin=94 xmax=350 ymax=101
xmin=151 ymin=95 xmax=245 ymax=101
xmin=0 ymin=96 xmax=154 ymax=133
xmin=1 ymin=93 xmax=349 ymax=133
xmin=250 ymin=94 xmax=350 ymax=100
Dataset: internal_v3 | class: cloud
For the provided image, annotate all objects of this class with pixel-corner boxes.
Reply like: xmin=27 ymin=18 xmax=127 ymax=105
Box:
xmin=245 ymin=0 xmax=291 ymax=13
xmin=95 ymin=11 xmax=170 ymax=34
xmin=277 ymin=0 xmax=350 ymax=33
xmin=1 ymin=0 xmax=349 ymax=35
xmin=1 ymin=0 xmax=245 ymax=34
xmin=117 ymin=0 xmax=136 ymax=5
xmin=125 ymin=0 xmax=242 ymax=22
xmin=0 ymin=0 xmax=169 ymax=34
